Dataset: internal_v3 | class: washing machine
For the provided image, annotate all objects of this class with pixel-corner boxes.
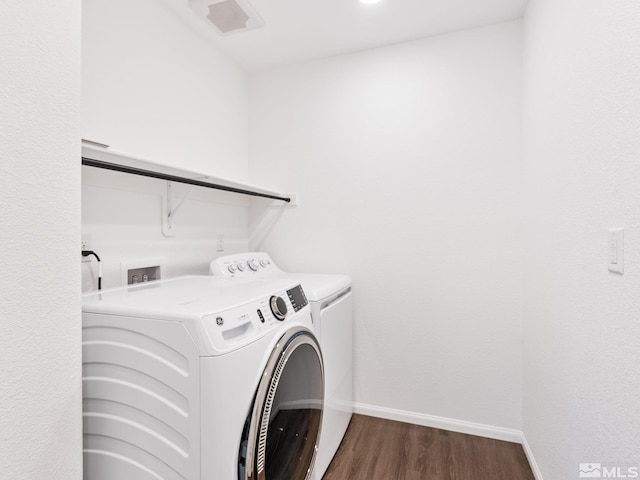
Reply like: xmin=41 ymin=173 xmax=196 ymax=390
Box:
xmin=82 ymin=275 xmax=324 ymax=480
xmin=210 ymin=253 xmax=353 ymax=480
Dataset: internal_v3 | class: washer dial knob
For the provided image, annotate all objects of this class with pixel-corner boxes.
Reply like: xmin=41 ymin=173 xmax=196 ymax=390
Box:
xmin=237 ymin=262 xmax=246 ymax=272
xmin=248 ymin=259 xmax=260 ymax=271
xmin=270 ymin=296 xmax=288 ymax=321
xmin=227 ymin=264 xmax=237 ymax=274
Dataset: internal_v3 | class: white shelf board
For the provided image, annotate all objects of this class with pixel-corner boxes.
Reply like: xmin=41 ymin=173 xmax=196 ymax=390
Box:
xmin=81 ymin=143 xmax=293 ymax=202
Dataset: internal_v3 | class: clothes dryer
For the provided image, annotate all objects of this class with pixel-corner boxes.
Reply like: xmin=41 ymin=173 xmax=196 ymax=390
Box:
xmin=82 ymin=275 xmax=323 ymax=480
xmin=210 ymin=253 xmax=353 ymax=480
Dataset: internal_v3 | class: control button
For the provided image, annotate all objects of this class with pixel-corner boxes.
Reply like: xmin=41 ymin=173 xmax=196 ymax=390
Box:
xmin=227 ymin=264 xmax=237 ymax=274
xmin=237 ymin=262 xmax=246 ymax=272
xmin=257 ymin=309 xmax=265 ymax=323
xmin=259 ymin=259 xmax=268 ymax=268
xmin=270 ymin=296 xmax=288 ymax=321
xmin=248 ymin=259 xmax=260 ymax=271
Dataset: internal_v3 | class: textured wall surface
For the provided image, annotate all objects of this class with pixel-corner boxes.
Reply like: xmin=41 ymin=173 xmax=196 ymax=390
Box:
xmin=0 ymin=1 xmax=82 ymax=479
xmin=249 ymin=21 xmax=524 ymax=431
xmin=523 ymin=1 xmax=640 ymax=478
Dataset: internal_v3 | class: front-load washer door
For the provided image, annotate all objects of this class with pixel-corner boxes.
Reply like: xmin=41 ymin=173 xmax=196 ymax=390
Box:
xmin=241 ymin=327 xmax=324 ymax=480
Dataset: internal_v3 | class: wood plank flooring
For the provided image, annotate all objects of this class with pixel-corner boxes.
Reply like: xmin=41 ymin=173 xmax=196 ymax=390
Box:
xmin=322 ymin=415 xmax=534 ymax=480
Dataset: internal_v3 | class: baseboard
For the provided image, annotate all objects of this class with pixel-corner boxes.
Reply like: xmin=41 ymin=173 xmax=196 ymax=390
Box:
xmin=352 ymin=402 xmax=523 ymax=443
xmin=521 ymin=434 xmax=544 ymax=480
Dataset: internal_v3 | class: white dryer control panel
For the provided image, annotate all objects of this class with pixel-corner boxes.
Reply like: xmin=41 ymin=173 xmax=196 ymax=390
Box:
xmin=211 ymin=252 xmax=282 ymax=277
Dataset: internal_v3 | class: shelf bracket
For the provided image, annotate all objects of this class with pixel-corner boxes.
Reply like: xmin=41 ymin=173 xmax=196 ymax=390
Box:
xmin=162 ymin=182 xmax=195 ymax=237
xmin=162 ymin=182 xmax=175 ymax=237
xmin=162 ymin=181 xmax=197 ymax=237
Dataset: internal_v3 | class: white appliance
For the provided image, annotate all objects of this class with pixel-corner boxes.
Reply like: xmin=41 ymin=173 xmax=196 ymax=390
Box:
xmin=210 ymin=253 xmax=353 ymax=480
xmin=82 ymin=275 xmax=324 ymax=480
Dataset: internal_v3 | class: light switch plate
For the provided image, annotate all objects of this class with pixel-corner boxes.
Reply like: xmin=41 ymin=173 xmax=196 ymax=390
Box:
xmin=608 ymin=227 xmax=624 ymax=274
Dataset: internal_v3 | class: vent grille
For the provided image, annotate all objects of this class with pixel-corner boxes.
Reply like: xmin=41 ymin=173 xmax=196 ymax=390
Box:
xmin=208 ymin=0 xmax=250 ymax=33
xmin=189 ymin=0 xmax=264 ymax=35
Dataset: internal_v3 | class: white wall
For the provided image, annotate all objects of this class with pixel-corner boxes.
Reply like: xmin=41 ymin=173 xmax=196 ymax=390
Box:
xmin=249 ymin=21 xmax=524 ymax=433
xmin=0 ymin=1 xmax=82 ymax=479
xmin=81 ymin=0 xmax=252 ymax=291
xmin=82 ymin=167 xmax=249 ymax=291
xmin=82 ymin=0 xmax=249 ymax=181
xmin=522 ymin=1 xmax=640 ymax=478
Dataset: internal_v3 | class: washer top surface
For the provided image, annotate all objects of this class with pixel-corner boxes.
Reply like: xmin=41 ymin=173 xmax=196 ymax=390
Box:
xmin=83 ymin=275 xmax=300 ymax=319
xmin=210 ymin=252 xmax=351 ymax=301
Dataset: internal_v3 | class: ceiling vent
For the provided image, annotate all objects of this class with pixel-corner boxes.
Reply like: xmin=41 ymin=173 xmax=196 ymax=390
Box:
xmin=188 ymin=0 xmax=264 ymax=35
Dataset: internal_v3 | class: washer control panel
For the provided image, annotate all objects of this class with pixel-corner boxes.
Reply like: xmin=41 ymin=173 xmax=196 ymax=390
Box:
xmin=286 ymin=284 xmax=308 ymax=312
xmin=210 ymin=252 xmax=282 ymax=277
xmin=270 ymin=295 xmax=288 ymax=320
xmin=202 ymin=283 xmax=307 ymax=354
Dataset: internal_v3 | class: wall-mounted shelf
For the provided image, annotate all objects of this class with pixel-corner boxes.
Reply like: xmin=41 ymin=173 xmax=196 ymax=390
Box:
xmin=81 ymin=144 xmax=293 ymax=203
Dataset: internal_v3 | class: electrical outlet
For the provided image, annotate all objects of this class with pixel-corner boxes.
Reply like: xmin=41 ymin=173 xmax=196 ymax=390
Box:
xmin=81 ymin=234 xmax=92 ymax=262
xmin=217 ymin=234 xmax=224 ymax=252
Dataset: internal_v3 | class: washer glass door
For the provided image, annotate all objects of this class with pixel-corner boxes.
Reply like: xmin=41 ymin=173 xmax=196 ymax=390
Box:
xmin=241 ymin=327 xmax=324 ymax=480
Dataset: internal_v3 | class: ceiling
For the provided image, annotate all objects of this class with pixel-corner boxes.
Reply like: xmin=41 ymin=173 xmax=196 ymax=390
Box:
xmin=162 ymin=0 xmax=529 ymax=72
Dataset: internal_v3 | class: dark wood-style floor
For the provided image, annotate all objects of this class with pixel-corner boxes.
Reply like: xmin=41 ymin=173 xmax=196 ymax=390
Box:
xmin=322 ymin=415 xmax=535 ymax=480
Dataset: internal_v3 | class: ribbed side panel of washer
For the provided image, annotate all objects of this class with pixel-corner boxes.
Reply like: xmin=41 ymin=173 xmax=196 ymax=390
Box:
xmin=82 ymin=313 xmax=200 ymax=480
